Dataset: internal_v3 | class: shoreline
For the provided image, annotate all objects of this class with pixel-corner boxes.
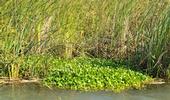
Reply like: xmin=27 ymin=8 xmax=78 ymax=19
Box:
xmin=0 ymin=77 xmax=167 ymax=85
xmin=0 ymin=77 xmax=41 ymax=85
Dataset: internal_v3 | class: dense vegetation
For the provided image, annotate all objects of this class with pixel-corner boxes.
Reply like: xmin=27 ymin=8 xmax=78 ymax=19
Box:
xmin=0 ymin=0 xmax=169 ymax=91
xmin=43 ymin=57 xmax=151 ymax=92
xmin=1 ymin=55 xmax=151 ymax=92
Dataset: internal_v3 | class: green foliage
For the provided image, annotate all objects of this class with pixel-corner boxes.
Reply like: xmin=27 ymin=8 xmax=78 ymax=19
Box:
xmin=19 ymin=55 xmax=52 ymax=78
xmin=0 ymin=0 xmax=169 ymax=81
xmin=43 ymin=57 xmax=151 ymax=92
xmin=1 ymin=54 xmax=151 ymax=91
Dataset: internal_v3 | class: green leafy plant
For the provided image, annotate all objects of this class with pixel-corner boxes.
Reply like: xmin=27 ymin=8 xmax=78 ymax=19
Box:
xmin=43 ymin=57 xmax=151 ymax=92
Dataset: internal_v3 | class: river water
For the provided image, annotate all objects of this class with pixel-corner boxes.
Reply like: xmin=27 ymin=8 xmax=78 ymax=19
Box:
xmin=0 ymin=83 xmax=170 ymax=100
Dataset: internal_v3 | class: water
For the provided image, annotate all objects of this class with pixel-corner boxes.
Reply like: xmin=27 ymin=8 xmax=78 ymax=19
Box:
xmin=0 ymin=83 xmax=170 ymax=100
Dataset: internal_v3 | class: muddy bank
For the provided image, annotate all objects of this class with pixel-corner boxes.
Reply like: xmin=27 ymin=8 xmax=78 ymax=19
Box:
xmin=0 ymin=77 xmax=41 ymax=84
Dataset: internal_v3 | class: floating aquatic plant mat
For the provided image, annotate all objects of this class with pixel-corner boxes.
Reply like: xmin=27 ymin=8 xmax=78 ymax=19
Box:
xmin=43 ymin=57 xmax=152 ymax=92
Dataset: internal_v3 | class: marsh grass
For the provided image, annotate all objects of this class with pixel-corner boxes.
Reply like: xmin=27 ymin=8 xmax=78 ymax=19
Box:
xmin=0 ymin=0 xmax=170 ymax=79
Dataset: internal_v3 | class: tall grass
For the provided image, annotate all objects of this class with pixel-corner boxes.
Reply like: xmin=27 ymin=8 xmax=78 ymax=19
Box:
xmin=0 ymin=0 xmax=170 ymax=78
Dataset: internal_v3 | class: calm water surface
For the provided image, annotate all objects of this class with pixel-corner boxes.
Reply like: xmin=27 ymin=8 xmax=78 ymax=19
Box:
xmin=0 ymin=83 xmax=170 ymax=100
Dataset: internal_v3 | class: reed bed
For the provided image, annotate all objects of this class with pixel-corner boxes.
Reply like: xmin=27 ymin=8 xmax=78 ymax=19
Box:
xmin=0 ymin=0 xmax=170 ymax=79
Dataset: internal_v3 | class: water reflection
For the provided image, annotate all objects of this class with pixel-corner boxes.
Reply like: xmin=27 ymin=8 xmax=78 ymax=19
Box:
xmin=0 ymin=83 xmax=170 ymax=100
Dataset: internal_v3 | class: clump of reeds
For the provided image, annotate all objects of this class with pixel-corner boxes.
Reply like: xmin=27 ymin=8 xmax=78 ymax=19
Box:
xmin=0 ymin=0 xmax=170 ymax=78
